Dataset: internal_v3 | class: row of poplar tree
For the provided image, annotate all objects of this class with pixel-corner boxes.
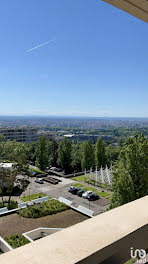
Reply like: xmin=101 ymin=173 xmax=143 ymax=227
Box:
xmin=36 ymin=136 xmax=107 ymax=174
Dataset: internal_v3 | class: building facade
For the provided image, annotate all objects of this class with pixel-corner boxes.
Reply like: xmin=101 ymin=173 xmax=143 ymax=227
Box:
xmin=0 ymin=127 xmax=38 ymax=143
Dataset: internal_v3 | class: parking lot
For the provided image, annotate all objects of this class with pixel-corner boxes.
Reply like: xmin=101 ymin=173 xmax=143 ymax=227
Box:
xmin=22 ymin=175 xmax=111 ymax=216
xmin=52 ymin=187 xmax=109 ymax=214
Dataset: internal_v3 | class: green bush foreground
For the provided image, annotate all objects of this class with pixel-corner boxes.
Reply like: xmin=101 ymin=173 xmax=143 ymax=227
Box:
xmin=5 ymin=235 xmax=30 ymax=249
xmin=17 ymin=199 xmax=69 ymax=218
xmin=0 ymin=200 xmax=18 ymax=210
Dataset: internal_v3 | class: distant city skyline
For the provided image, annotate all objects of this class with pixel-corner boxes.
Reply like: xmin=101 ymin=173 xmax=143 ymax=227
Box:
xmin=0 ymin=0 xmax=148 ymax=117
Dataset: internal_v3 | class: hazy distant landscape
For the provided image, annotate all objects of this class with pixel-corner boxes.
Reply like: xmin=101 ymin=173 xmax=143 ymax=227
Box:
xmin=0 ymin=116 xmax=148 ymax=129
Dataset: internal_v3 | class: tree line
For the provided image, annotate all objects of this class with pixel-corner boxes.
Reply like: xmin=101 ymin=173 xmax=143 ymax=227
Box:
xmin=0 ymin=136 xmax=121 ymax=173
xmin=0 ymin=134 xmax=148 ymax=210
xmin=35 ymin=136 xmax=121 ymax=173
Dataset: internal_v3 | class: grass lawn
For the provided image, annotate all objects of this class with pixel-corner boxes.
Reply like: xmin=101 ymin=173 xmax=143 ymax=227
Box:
xmin=72 ymin=175 xmax=85 ymax=182
xmin=21 ymin=193 xmax=46 ymax=202
xmin=85 ymin=178 xmax=95 ymax=185
xmin=72 ymin=175 xmax=112 ymax=191
xmin=72 ymin=183 xmax=84 ymax=188
xmin=85 ymin=178 xmax=112 ymax=191
xmin=96 ymin=191 xmax=112 ymax=198
xmin=18 ymin=199 xmax=69 ymax=218
xmin=97 ymin=183 xmax=112 ymax=191
xmin=82 ymin=187 xmax=111 ymax=198
xmin=5 ymin=234 xmax=30 ymax=249
xmin=72 ymin=175 xmax=112 ymax=199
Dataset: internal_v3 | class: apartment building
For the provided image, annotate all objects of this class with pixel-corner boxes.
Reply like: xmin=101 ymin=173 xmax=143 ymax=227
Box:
xmin=37 ymin=130 xmax=56 ymax=140
xmin=0 ymin=127 xmax=38 ymax=143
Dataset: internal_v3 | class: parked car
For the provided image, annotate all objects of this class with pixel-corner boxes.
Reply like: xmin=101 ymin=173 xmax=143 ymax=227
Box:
xmin=77 ymin=189 xmax=85 ymax=197
xmin=50 ymin=167 xmax=62 ymax=172
xmin=82 ymin=191 xmax=93 ymax=199
xmin=68 ymin=186 xmax=74 ymax=192
xmin=35 ymin=178 xmax=44 ymax=184
xmin=68 ymin=186 xmax=80 ymax=194
xmin=87 ymin=193 xmax=100 ymax=201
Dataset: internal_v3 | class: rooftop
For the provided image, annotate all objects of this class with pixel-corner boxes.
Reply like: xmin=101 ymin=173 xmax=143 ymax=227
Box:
xmin=103 ymin=0 xmax=148 ymax=23
xmin=1 ymin=195 xmax=148 ymax=263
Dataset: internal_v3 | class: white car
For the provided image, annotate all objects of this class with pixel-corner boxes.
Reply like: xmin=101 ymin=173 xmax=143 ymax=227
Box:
xmin=82 ymin=191 xmax=93 ymax=199
xmin=35 ymin=178 xmax=43 ymax=184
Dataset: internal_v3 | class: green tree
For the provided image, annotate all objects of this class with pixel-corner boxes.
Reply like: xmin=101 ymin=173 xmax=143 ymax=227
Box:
xmin=27 ymin=142 xmax=37 ymax=165
xmin=57 ymin=139 xmax=72 ymax=174
xmin=0 ymin=167 xmax=17 ymax=206
xmin=111 ymin=134 xmax=148 ymax=208
xmin=71 ymin=143 xmax=82 ymax=172
xmin=47 ymin=139 xmax=58 ymax=167
xmin=6 ymin=168 xmax=17 ymax=205
xmin=106 ymin=145 xmax=120 ymax=166
xmin=81 ymin=141 xmax=95 ymax=171
xmin=118 ymin=137 xmax=124 ymax=147
xmin=0 ymin=141 xmax=17 ymax=161
xmin=13 ymin=143 xmax=28 ymax=165
xmin=36 ymin=136 xmax=48 ymax=170
xmin=0 ymin=168 xmax=5 ymax=205
xmin=95 ymin=137 xmax=107 ymax=169
xmin=110 ymin=163 xmax=135 ymax=209
xmin=0 ymin=141 xmax=28 ymax=165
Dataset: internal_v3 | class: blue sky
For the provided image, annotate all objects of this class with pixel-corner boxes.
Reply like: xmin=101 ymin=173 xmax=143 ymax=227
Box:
xmin=0 ymin=0 xmax=148 ymax=117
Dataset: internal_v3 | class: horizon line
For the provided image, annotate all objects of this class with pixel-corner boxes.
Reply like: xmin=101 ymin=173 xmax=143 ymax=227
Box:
xmin=0 ymin=115 xmax=147 ymax=119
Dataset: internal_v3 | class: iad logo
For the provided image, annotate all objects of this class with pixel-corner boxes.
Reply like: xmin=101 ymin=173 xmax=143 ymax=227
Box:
xmin=130 ymin=247 xmax=146 ymax=263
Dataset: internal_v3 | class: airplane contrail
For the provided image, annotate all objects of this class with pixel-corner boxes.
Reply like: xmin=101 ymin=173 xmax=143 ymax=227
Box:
xmin=26 ymin=39 xmax=55 ymax=53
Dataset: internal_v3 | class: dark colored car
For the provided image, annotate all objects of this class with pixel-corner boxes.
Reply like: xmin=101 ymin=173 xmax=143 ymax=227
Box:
xmin=77 ymin=189 xmax=85 ymax=197
xmin=68 ymin=186 xmax=74 ymax=192
xmin=87 ymin=194 xmax=100 ymax=201
xmin=68 ymin=186 xmax=80 ymax=194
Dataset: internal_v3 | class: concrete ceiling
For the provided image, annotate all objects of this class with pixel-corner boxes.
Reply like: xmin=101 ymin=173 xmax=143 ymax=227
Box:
xmin=103 ymin=0 xmax=148 ymax=23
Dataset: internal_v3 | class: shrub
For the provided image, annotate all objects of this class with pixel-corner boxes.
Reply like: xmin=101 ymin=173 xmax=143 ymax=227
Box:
xmin=5 ymin=235 xmax=30 ymax=249
xmin=7 ymin=200 xmax=18 ymax=210
xmin=0 ymin=200 xmax=18 ymax=210
xmin=0 ymin=202 xmax=4 ymax=208
xmin=18 ymin=199 xmax=69 ymax=218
